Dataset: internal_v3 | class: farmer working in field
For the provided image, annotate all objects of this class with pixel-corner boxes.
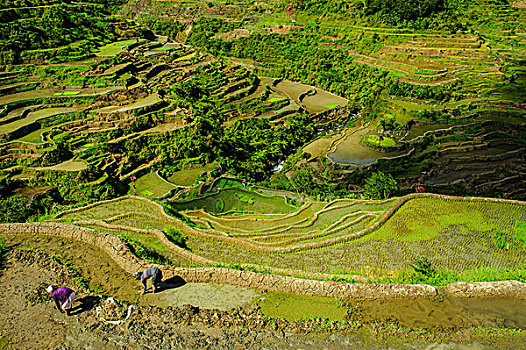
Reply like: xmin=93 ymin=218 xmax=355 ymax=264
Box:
xmin=134 ymin=266 xmax=163 ymax=295
xmin=47 ymin=285 xmax=76 ymax=316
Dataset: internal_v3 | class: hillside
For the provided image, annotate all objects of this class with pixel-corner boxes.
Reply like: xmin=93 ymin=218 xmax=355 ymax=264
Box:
xmin=0 ymin=0 xmax=525 ymax=348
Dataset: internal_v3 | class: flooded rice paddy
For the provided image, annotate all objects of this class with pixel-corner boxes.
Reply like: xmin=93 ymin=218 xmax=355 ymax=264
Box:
xmin=328 ymin=126 xmax=404 ymax=165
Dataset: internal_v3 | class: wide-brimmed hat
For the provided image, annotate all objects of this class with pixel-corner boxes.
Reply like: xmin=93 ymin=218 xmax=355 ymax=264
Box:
xmin=133 ymin=272 xmax=141 ymax=280
xmin=46 ymin=285 xmax=55 ymax=293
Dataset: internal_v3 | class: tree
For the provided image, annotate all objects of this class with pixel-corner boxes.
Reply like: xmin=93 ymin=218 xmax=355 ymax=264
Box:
xmin=363 ymin=171 xmax=398 ymax=199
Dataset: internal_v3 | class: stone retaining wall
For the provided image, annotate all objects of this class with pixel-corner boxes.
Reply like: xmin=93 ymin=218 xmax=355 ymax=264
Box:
xmin=73 ymin=219 xmax=369 ymax=283
xmin=1 ymin=222 xmax=525 ymax=300
xmin=52 ymin=193 xmax=526 ymax=255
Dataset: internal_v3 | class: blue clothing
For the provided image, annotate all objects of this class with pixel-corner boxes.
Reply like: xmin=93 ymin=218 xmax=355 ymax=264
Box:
xmin=51 ymin=287 xmax=74 ymax=310
xmin=141 ymin=267 xmax=162 ymax=291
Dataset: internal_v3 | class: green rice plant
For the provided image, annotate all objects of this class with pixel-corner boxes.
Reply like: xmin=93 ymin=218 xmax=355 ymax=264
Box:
xmin=170 ymin=188 xmax=295 ymax=215
xmin=414 ymin=71 xmax=440 ymax=75
xmin=515 ymin=222 xmax=526 ymax=244
xmin=52 ymin=91 xmax=80 ymax=96
xmin=0 ymin=236 xmax=5 ymax=255
xmin=366 ymin=134 xmax=396 ymax=147
xmin=234 ymin=192 xmax=254 ymax=204
xmin=27 ymin=282 xmax=52 ymax=306
xmin=125 ymin=237 xmax=171 ymax=265
xmin=59 ymin=198 xmax=165 ymax=221
xmin=216 ymin=198 xmax=225 ymax=212
xmin=167 ymin=162 xmax=218 ymax=186
xmin=323 ymin=103 xmax=340 ymax=109
xmin=257 ymin=292 xmax=346 ymax=322
xmin=127 ymin=172 xmax=173 ymax=198
xmin=493 ymin=230 xmax=511 ymax=250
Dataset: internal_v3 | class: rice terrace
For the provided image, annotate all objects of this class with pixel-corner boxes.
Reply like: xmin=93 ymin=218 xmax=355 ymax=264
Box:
xmin=0 ymin=0 xmax=525 ymax=349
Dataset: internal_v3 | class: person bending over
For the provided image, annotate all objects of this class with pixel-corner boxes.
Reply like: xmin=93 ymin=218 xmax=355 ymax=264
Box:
xmin=47 ymin=285 xmax=75 ymax=316
xmin=134 ymin=266 xmax=163 ymax=295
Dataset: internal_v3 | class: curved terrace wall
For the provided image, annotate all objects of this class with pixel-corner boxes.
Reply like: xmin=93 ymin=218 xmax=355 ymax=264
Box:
xmin=1 ymin=222 xmax=525 ymax=300
xmin=0 ymin=223 xmax=526 ymax=299
xmin=54 ymin=193 xmax=526 ymax=254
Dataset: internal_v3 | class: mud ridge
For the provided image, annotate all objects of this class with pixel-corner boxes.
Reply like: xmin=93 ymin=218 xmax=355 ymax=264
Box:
xmin=1 ymin=222 xmax=525 ymax=301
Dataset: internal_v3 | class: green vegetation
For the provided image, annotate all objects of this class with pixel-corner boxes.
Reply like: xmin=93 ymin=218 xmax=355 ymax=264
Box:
xmin=59 ymin=198 xmax=165 ymax=222
xmin=258 ymin=292 xmax=346 ymax=322
xmin=215 ymin=178 xmax=244 ymax=190
xmin=0 ymin=0 xmax=131 ymax=64
xmin=0 ymin=0 xmax=525 ymax=304
xmin=163 ymin=226 xmax=187 ymax=249
xmin=0 ymin=236 xmax=5 ymax=256
xmin=0 ymin=196 xmax=52 ymax=223
xmin=96 ymin=39 xmax=137 ymax=56
xmin=515 ymin=222 xmax=526 ymax=244
xmin=369 ymin=198 xmax=523 ymax=241
xmin=363 ymin=171 xmax=398 ymax=199
xmin=128 ymin=172 xmax=175 ymax=198
xmin=95 ymin=227 xmax=172 ymax=265
xmin=0 ymin=108 xmax=77 ymax=135
xmin=167 ymin=162 xmax=218 ymax=186
xmin=52 ymin=91 xmax=80 ymax=96
xmin=169 ymin=188 xmax=296 ymax=215
xmin=366 ymin=134 xmax=396 ymax=147
xmin=54 ymin=191 xmax=525 ymax=287
xmin=363 ymin=0 xmax=447 ymax=23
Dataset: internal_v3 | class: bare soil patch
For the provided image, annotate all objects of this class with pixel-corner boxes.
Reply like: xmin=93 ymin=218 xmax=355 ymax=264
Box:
xmin=0 ymin=236 xmax=524 ymax=349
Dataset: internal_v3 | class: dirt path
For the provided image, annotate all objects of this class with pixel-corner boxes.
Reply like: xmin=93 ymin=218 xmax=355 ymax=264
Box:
xmin=0 ymin=248 xmax=387 ymax=350
xmin=3 ymin=235 xmax=260 ymax=309
xmin=0 ymin=238 xmax=525 ymax=349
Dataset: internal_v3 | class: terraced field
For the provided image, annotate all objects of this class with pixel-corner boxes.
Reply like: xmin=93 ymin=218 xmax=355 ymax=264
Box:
xmin=1 ymin=32 xmax=351 ymax=195
xmin=53 ymin=192 xmax=526 ymax=281
xmin=1 ymin=0 xmax=525 ymax=291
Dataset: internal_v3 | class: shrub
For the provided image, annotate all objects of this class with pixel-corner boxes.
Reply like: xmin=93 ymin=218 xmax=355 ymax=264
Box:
xmin=0 ymin=196 xmax=39 ymax=223
xmin=410 ymin=256 xmax=436 ymax=277
xmin=363 ymin=171 xmax=398 ymax=199
xmin=163 ymin=226 xmax=187 ymax=249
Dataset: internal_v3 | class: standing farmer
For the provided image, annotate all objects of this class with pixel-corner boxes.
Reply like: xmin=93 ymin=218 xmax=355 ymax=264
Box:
xmin=134 ymin=267 xmax=163 ymax=295
xmin=47 ymin=285 xmax=75 ymax=316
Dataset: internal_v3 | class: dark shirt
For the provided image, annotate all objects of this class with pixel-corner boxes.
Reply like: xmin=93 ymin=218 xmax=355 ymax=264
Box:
xmin=51 ymin=287 xmax=74 ymax=310
xmin=141 ymin=267 xmax=159 ymax=291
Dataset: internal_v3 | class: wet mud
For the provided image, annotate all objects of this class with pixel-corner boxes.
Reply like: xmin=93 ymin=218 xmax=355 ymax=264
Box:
xmin=346 ymin=294 xmax=526 ymax=330
xmin=0 ymin=235 xmax=525 ymax=349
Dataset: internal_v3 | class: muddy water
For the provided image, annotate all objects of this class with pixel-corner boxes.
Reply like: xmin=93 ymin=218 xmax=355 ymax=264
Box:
xmin=328 ymin=126 xmax=403 ymax=165
xmin=4 ymin=235 xmax=526 ymax=331
xmin=302 ymin=89 xmax=348 ymax=113
xmin=346 ymin=293 xmax=526 ymax=330
xmin=140 ymin=283 xmax=260 ymax=310
xmin=274 ymin=80 xmax=311 ymax=101
xmin=273 ymin=79 xmax=348 ymax=114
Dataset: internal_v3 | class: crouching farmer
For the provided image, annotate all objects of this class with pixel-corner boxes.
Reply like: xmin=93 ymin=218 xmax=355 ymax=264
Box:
xmin=134 ymin=267 xmax=163 ymax=295
xmin=47 ymin=285 xmax=75 ymax=316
